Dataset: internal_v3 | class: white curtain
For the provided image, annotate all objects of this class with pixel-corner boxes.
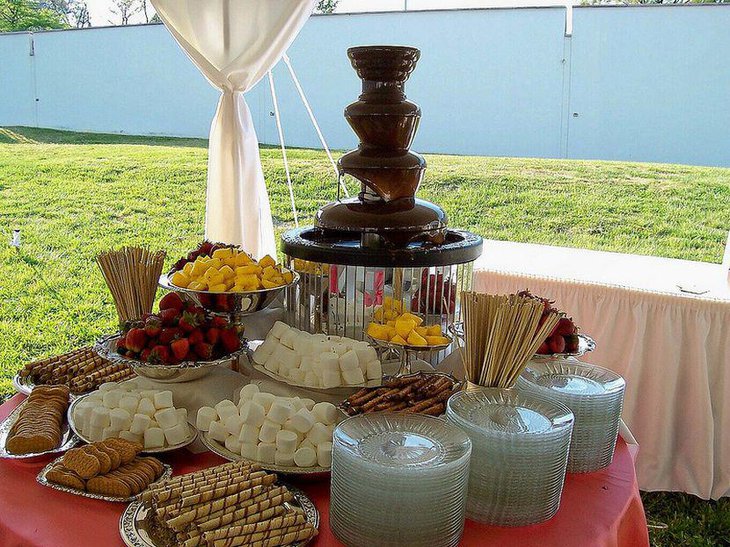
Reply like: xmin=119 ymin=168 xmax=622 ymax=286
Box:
xmin=151 ymin=0 xmax=316 ymax=258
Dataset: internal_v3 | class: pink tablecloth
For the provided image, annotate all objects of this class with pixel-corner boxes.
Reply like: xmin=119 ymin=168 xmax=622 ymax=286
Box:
xmin=0 ymin=394 xmax=649 ymax=546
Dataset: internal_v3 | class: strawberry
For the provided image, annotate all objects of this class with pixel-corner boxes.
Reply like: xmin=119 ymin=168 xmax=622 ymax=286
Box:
xmin=548 ymin=334 xmax=566 ymax=354
xmin=159 ymin=327 xmax=181 ymax=344
xmin=171 ymin=338 xmax=190 ymax=361
xmin=140 ymin=348 xmax=152 ymax=362
xmin=144 ymin=315 xmax=162 ymax=337
xmin=210 ymin=316 xmax=229 ymax=329
xmin=555 ymin=317 xmax=577 ymax=337
xmin=179 ymin=310 xmax=203 ymax=333
xmin=564 ymin=334 xmax=580 ymax=353
xmin=536 ymin=341 xmax=550 ymax=355
xmin=206 ymin=327 xmax=221 ymax=345
xmin=159 ymin=308 xmax=180 ymax=327
xmin=219 ymin=327 xmax=241 ymax=353
xmin=194 ymin=342 xmax=214 ymax=360
xmin=146 ymin=337 xmax=158 ymax=349
xmin=159 ymin=292 xmax=185 ymax=311
xmin=149 ymin=345 xmax=171 ymax=364
xmin=125 ymin=328 xmax=147 ymax=353
xmin=188 ymin=328 xmax=204 ymax=345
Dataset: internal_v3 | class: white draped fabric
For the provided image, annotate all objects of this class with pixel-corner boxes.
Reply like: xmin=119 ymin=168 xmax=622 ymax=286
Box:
xmin=473 ymin=240 xmax=730 ymax=499
xmin=151 ymin=0 xmax=316 ymax=258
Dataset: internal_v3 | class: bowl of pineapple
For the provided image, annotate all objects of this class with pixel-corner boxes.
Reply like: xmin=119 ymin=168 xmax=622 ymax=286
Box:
xmin=159 ymin=244 xmax=299 ymax=316
xmin=366 ymin=300 xmax=452 ymax=352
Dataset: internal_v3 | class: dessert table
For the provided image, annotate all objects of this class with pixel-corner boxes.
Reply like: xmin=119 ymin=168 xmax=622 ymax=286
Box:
xmin=473 ymin=239 xmax=730 ymax=500
xmin=0 ymin=394 xmax=649 ymax=547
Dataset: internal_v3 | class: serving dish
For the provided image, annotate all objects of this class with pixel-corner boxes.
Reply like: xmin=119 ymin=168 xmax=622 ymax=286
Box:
xmin=0 ymin=400 xmax=79 ymax=460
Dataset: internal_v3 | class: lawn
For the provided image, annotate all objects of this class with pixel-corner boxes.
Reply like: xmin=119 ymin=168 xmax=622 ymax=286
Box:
xmin=1 ymin=125 xmax=729 ymax=545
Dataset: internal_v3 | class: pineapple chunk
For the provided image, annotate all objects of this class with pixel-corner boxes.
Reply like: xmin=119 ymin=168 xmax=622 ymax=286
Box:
xmin=207 ymin=258 xmax=222 ymax=270
xmin=171 ymin=271 xmax=190 ymax=288
xmin=426 ymin=324 xmax=442 ymax=336
xmin=219 ymin=265 xmax=235 ymax=280
xmin=395 ymin=318 xmax=417 ymax=339
xmin=384 ymin=309 xmax=399 ymax=321
xmin=415 ymin=326 xmax=428 ymax=337
xmin=407 ymin=331 xmax=428 ymax=347
xmin=236 ymin=265 xmax=262 ymax=275
xmin=190 ymin=260 xmax=209 ymax=278
xmin=390 ymin=334 xmax=408 ymax=345
xmin=400 ymin=312 xmax=423 ymax=326
xmin=182 ymin=262 xmax=194 ymax=275
xmin=208 ymin=283 xmax=228 ymax=293
xmin=426 ymin=335 xmax=451 ymax=346
xmin=188 ymin=281 xmax=207 ymax=291
xmin=282 ymin=270 xmax=294 ymax=284
xmin=261 ymin=278 xmax=281 ymax=289
xmin=259 ymin=255 xmax=276 ymax=268
xmin=223 ymin=256 xmax=238 ymax=268
xmin=235 ymin=252 xmax=254 ymax=266
xmin=212 ymin=247 xmax=234 ymax=259
xmin=373 ymin=307 xmax=385 ymax=322
xmin=366 ymin=323 xmax=388 ymax=340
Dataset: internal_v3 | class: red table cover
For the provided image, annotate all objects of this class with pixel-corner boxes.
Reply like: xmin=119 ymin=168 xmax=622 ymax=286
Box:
xmin=0 ymin=394 xmax=649 ymax=546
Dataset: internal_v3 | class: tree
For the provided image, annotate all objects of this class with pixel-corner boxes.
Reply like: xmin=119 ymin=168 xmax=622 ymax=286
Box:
xmin=38 ymin=0 xmax=90 ymax=28
xmin=0 ymin=0 xmax=67 ymax=31
xmin=108 ymin=0 xmax=140 ymax=25
xmin=315 ymin=0 xmax=338 ymax=13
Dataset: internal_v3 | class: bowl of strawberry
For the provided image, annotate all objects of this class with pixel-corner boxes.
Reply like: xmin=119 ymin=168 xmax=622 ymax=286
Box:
xmin=95 ymin=293 xmax=246 ymax=383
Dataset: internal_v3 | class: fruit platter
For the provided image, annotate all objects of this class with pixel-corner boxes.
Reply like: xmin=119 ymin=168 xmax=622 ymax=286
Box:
xmin=95 ymin=293 xmax=246 ymax=383
xmin=158 ymin=241 xmax=299 ymax=316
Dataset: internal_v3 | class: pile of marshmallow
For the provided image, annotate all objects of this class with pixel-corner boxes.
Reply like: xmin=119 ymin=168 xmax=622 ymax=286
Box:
xmin=196 ymin=384 xmax=338 ymax=468
xmin=72 ymin=381 xmax=191 ymax=450
xmin=252 ymin=321 xmax=382 ymax=389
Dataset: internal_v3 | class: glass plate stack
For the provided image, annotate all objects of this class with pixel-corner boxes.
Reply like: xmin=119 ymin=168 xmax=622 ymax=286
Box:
xmin=517 ymin=359 xmax=625 ymax=473
xmin=446 ymin=388 xmax=574 ymax=526
xmin=330 ymin=413 xmax=472 ymax=547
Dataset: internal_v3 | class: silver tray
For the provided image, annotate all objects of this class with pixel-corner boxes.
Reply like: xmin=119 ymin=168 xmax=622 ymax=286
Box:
xmin=68 ymin=395 xmax=198 ymax=454
xmin=95 ymin=333 xmax=244 ymax=383
xmin=199 ymin=432 xmax=330 ymax=478
xmin=37 ymin=457 xmax=173 ymax=502
xmin=119 ymin=483 xmax=319 ymax=547
xmin=11 ymin=373 xmax=33 ymax=396
xmin=0 ymin=399 xmax=79 ymax=460
xmin=533 ymin=333 xmax=597 ymax=360
xmin=368 ymin=333 xmax=453 ymax=354
xmin=252 ymin=363 xmax=381 ymax=395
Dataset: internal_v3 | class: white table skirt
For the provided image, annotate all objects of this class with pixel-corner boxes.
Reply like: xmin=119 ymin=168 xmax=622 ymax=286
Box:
xmin=473 ymin=242 xmax=730 ymax=500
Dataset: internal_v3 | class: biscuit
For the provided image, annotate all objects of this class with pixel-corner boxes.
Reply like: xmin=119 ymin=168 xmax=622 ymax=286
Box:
xmin=103 ymin=438 xmax=141 ymax=463
xmin=82 ymin=445 xmax=111 ymax=474
xmin=62 ymin=447 xmax=101 ymax=479
xmin=87 ymin=476 xmax=132 ymax=498
xmin=46 ymin=465 xmax=86 ymax=490
xmin=95 ymin=443 xmax=121 ymax=470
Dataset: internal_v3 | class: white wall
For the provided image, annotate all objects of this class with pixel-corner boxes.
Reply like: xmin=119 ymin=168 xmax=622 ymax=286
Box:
xmin=1 ymin=6 xmax=729 ymax=167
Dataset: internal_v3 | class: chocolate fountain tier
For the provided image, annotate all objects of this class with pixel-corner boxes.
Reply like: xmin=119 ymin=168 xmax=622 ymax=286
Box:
xmin=339 ymin=149 xmax=425 ymax=202
xmin=347 ymin=45 xmax=420 ymax=86
xmin=281 ymin=227 xmax=482 ymax=268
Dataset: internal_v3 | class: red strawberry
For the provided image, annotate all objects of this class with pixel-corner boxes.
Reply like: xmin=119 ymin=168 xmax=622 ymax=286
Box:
xmin=125 ymin=328 xmax=147 ymax=353
xmin=140 ymin=348 xmax=152 ymax=362
xmin=188 ymin=328 xmax=204 ymax=345
xmin=144 ymin=315 xmax=162 ymax=337
xmin=555 ymin=317 xmax=576 ymax=336
xmin=159 ymin=308 xmax=180 ymax=327
xmin=206 ymin=328 xmax=220 ymax=345
xmin=536 ymin=341 xmax=550 ymax=355
xmin=145 ymin=336 xmax=158 ymax=349
xmin=159 ymin=292 xmax=185 ymax=311
xmin=171 ymin=338 xmax=190 ymax=361
xmin=548 ymin=334 xmax=566 ymax=354
xmin=220 ymin=327 xmax=241 ymax=353
xmin=149 ymin=345 xmax=171 ymax=364
xmin=194 ymin=342 xmax=214 ymax=360
xmin=184 ymin=351 xmax=197 ymax=361
xmin=564 ymin=334 xmax=580 ymax=353
xmin=210 ymin=316 xmax=229 ymax=329
xmin=179 ymin=310 xmax=203 ymax=333
xmin=159 ymin=327 xmax=182 ymax=344
xmin=117 ymin=334 xmax=128 ymax=352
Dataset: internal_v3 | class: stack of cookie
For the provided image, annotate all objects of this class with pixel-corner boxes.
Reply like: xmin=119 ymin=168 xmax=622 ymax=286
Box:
xmin=18 ymin=347 xmax=135 ymax=395
xmin=140 ymin=461 xmax=318 ymax=546
xmin=5 ymin=385 xmax=70 ymax=454
xmin=46 ymin=438 xmax=165 ymax=498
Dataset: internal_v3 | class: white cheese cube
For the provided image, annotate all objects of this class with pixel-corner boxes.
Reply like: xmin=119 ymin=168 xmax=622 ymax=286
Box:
xmin=163 ymin=422 xmax=189 ymax=446
xmin=322 ymin=369 xmax=341 ymax=388
xmin=137 ymin=398 xmax=156 ymax=417
xmin=339 ymin=350 xmax=359 ymax=371
xmin=176 ymin=408 xmax=188 ymax=425
xmin=252 ymin=339 xmax=276 ymax=365
xmin=90 ymin=407 xmax=111 ymax=428
xmin=366 ymin=360 xmax=382 ymax=381
xmin=196 ymin=406 xmax=217 ymax=431
xmin=279 ymin=328 xmax=298 ymax=349
xmin=293 ymin=333 xmax=313 ymax=355
xmin=356 ymin=346 xmax=378 ymax=366
xmin=270 ymin=321 xmax=289 ymax=339
xmin=102 ymin=390 xmax=124 ymax=409
xmin=87 ymin=426 xmax=104 ymax=442
xmin=154 ymin=408 xmax=178 ymax=430
xmin=140 ymin=390 xmax=158 ymax=400
xmin=98 ymin=382 xmax=118 ymax=392
xmin=304 ymin=372 xmax=319 ymax=387
xmin=119 ymin=431 xmax=142 ymax=444
xmin=101 ymin=427 xmax=119 ymax=441
xmin=121 ymin=380 xmax=139 ymax=391
xmin=319 ymin=353 xmax=339 ymax=373
xmin=119 ymin=396 xmax=139 ymax=416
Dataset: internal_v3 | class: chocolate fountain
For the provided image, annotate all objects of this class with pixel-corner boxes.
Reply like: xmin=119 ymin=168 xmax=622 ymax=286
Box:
xmin=281 ymin=46 xmax=482 ymax=352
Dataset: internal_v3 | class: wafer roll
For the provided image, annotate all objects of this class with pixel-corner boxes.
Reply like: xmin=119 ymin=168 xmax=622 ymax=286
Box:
xmin=202 ymin=513 xmax=306 ymax=542
xmin=145 ymin=462 xmax=259 ymax=504
xmin=211 ymin=522 xmax=314 ymax=547
xmin=195 ymin=489 xmax=292 ymax=532
xmin=168 ymin=484 xmax=275 ymax=529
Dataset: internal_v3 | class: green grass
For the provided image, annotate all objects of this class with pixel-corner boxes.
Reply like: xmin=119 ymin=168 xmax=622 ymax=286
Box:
xmin=1 ymin=126 xmax=729 ymax=544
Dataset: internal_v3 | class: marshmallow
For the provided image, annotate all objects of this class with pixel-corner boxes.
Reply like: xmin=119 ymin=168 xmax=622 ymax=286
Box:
xmin=256 ymin=442 xmax=276 ymax=464
xmin=102 ymin=390 xmax=124 ymax=409
xmin=258 ymin=420 xmax=281 ymax=443
xmin=275 ymin=450 xmax=295 ymax=466
xmin=298 ymin=439 xmax=316 ymax=452
xmin=164 ymin=422 xmax=190 ymax=446
xmin=208 ymin=420 xmax=228 ymax=443
xmin=140 ymin=390 xmax=158 ymax=400
xmin=293 ymin=333 xmax=313 ymax=355
xmin=270 ymin=321 xmax=289 ymax=339
xmin=155 ymin=408 xmax=179 ymax=430
xmin=224 ymin=435 xmax=242 ymax=454
xmin=224 ymin=413 xmax=244 ymax=437
xmin=312 ymin=402 xmax=338 ymax=425
xmin=342 ymin=367 xmax=365 ymax=385
xmin=301 ymin=399 xmax=316 ymax=411
xmin=289 ymin=369 xmax=306 ymax=383
xmin=304 ymin=372 xmax=319 ymax=387
xmin=317 ymin=442 xmax=333 ymax=467
xmin=214 ymin=400 xmax=238 ymax=421
xmin=239 ymin=401 xmax=266 ymax=427
xmin=238 ymin=424 xmax=260 ymax=444
xmin=153 ymin=391 xmax=174 ymax=410
xmin=130 ymin=413 xmax=152 ymax=435
xmin=87 ymin=426 xmax=104 ymax=442
xmin=252 ymin=392 xmax=276 ymax=412
xmin=102 ymin=427 xmax=120 ymax=440
xmin=176 ymin=408 xmax=188 ymax=425
xmin=121 ymin=380 xmax=139 ymax=391
xmin=119 ymin=430 xmax=142 ymax=444
xmin=319 ymin=353 xmax=339 ymax=373
xmin=307 ymin=422 xmax=332 ymax=446
xmin=252 ymin=340 xmax=276 ymax=365
xmin=332 ymin=343 xmax=349 ymax=356
xmin=279 ymin=328 xmax=298 ymax=349
xmin=90 ymin=407 xmax=111 ymax=428
xmin=289 ymin=408 xmax=315 ymax=434
xmin=119 ymin=396 xmax=139 ymax=416
xmin=275 ymin=430 xmax=298 ymax=454
xmin=98 ymin=382 xmax=119 ymax=392
xmin=356 ymin=346 xmax=378 ymax=366
xmin=366 ymin=360 xmax=382 ymax=381
xmin=196 ymin=407 xmax=217 ymax=431
xmin=321 ymin=369 xmax=341 ymax=389
xmin=267 ymin=400 xmax=293 ymax=425
xmin=294 ymin=446 xmax=317 ymax=467
xmin=137 ymin=398 xmax=156 ymax=417
xmin=144 ymin=428 xmax=165 ymax=449
xmin=240 ymin=443 xmax=258 ymax=460
xmin=239 ymin=383 xmax=260 ymax=402
xmin=109 ymin=408 xmax=132 ymax=430
xmin=339 ymin=350 xmax=360 ymax=371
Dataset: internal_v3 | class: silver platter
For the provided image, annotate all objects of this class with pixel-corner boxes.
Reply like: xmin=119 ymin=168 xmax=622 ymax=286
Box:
xmin=0 ymin=399 xmax=79 ymax=460
xmin=119 ymin=483 xmax=319 ymax=547
xmin=11 ymin=373 xmax=33 ymax=396
xmin=68 ymin=395 xmax=198 ymax=454
xmin=199 ymin=432 xmax=331 ymax=478
xmin=159 ymin=270 xmax=299 ymax=316
xmin=37 ymin=457 xmax=173 ymax=502
xmin=533 ymin=334 xmax=597 ymax=360
xmin=252 ymin=363 xmax=381 ymax=395
xmin=95 ymin=333 xmax=245 ymax=383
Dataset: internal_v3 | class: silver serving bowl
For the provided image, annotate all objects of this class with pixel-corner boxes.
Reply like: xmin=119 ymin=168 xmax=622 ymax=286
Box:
xmin=158 ymin=270 xmax=299 ymax=317
xmin=94 ymin=333 xmax=245 ymax=383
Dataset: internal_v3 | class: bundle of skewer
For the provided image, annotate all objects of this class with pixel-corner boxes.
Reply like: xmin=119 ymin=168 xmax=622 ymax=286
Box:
xmin=460 ymin=292 xmax=561 ymax=389
xmin=96 ymin=246 xmax=166 ymax=324
xmin=18 ymin=347 xmax=134 ymax=395
xmin=141 ymin=461 xmax=318 ymax=547
xmin=340 ymin=373 xmax=458 ymax=416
